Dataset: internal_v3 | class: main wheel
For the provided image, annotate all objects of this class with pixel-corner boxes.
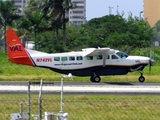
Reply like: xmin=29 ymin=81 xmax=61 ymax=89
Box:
xmin=90 ymin=76 xmax=94 ymax=82
xmin=139 ymin=76 xmax=145 ymax=83
xmin=91 ymin=76 xmax=101 ymax=83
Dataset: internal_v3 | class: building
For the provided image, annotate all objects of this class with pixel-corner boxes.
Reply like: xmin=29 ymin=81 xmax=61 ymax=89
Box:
xmin=13 ymin=0 xmax=86 ymax=26
xmin=13 ymin=0 xmax=28 ymax=15
xmin=144 ymin=0 xmax=160 ymax=27
xmin=68 ymin=0 xmax=86 ymax=26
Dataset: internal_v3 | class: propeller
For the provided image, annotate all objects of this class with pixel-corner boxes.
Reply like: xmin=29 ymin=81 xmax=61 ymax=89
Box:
xmin=149 ymin=50 xmax=155 ymax=74
xmin=149 ymin=59 xmax=152 ymax=74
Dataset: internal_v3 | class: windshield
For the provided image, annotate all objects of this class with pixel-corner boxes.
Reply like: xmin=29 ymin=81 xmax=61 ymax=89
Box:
xmin=116 ymin=51 xmax=128 ymax=59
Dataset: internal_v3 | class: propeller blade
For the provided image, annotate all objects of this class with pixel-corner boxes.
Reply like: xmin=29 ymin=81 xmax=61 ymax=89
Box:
xmin=150 ymin=50 xmax=152 ymax=59
xmin=149 ymin=59 xmax=151 ymax=74
xmin=148 ymin=50 xmax=156 ymax=74
xmin=149 ymin=58 xmax=155 ymax=74
xmin=149 ymin=50 xmax=152 ymax=74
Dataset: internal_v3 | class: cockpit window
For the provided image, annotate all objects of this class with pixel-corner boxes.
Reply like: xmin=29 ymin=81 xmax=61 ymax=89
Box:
xmin=112 ymin=55 xmax=118 ymax=59
xmin=116 ymin=51 xmax=128 ymax=59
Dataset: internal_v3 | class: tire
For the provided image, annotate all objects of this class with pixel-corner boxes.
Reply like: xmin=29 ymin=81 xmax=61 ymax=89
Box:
xmin=90 ymin=76 xmax=94 ymax=82
xmin=139 ymin=76 xmax=145 ymax=83
xmin=93 ymin=76 xmax=101 ymax=83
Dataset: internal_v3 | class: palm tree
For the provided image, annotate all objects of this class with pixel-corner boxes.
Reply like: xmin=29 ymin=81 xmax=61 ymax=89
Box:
xmin=18 ymin=9 xmax=48 ymax=50
xmin=21 ymin=0 xmax=75 ymax=50
xmin=39 ymin=0 xmax=74 ymax=47
xmin=18 ymin=0 xmax=53 ymax=50
xmin=0 ymin=0 xmax=21 ymax=53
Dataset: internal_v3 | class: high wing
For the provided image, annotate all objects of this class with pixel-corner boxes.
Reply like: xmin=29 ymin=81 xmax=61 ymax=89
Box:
xmin=82 ymin=47 xmax=115 ymax=67
xmin=82 ymin=47 xmax=115 ymax=56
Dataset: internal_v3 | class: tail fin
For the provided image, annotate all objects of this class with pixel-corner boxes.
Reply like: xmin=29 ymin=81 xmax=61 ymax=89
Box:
xmin=6 ymin=29 xmax=34 ymax=66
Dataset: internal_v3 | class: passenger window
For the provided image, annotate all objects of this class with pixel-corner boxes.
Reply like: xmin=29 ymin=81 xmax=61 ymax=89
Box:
xmin=87 ymin=56 xmax=93 ymax=60
xmin=54 ymin=57 xmax=60 ymax=61
xmin=112 ymin=55 xmax=118 ymax=59
xmin=106 ymin=55 xmax=110 ymax=59
xmin=97 ymin=55 xmax=103 ymax=60
xmin=61 ymin=57 xmax=67 ymax=61
xmin=77 ymin=56 xmax=83 ymax=60
xmin=69 ymin=56 xmax=75 ymax=61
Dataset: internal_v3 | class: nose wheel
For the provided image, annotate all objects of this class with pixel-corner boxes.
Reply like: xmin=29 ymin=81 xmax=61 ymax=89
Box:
xmin=139 ymin=76 xmax=145 ymax=82
xmin=138 ymin=71 xmax=145 ymax=82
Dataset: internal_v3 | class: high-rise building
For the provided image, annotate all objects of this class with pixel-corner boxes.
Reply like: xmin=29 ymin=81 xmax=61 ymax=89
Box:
xmin=13 ymin=0 xmax=86 ymax=26
xmin=144 ymin=0 xmax=160 ymax=27
xmin=13 ymin=0 xmax=28 ymax=15
xmin=68 ymin=0 xmax=86 ymax=26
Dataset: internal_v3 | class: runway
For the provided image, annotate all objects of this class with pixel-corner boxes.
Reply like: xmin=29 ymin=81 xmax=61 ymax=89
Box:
xmin=1 ymin=81 xmax=160 ymax=95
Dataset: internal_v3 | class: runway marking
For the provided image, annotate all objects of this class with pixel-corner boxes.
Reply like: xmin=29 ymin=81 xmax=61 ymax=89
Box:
xmin=1 ymin=85 xmax=160 ymax=93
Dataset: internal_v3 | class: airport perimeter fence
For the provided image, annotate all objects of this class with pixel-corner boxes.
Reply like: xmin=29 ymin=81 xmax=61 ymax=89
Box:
xmin=1 ymin=79 xmax=160 ymax=120
xmin=1 ymin=93 xmax=160 ymax=120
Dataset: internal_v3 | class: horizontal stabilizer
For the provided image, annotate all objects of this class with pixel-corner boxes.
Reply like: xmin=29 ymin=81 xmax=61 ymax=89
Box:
xmin=12 ymin=56 xmax=28 ymax=59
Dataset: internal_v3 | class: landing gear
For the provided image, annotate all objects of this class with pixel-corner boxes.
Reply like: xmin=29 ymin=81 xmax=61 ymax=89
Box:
xmin=139 ymin=76 xmax=145 ymax=82
xmin=138 ymin=71 xmax=145 ymax=83
xmin=90 ymin=75 xmax=101 ymax=83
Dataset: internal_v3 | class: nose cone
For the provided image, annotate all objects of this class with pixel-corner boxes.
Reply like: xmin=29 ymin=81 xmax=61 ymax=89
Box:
xmin=149 ymin=58 xmax=155 ymax=65
xmin=127 ymin=56 xmax=155 ymax=65
xmin=140 ymin=57 xmax=155 ymax=65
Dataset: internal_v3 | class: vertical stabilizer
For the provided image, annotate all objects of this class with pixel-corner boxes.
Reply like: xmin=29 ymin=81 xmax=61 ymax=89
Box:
xmin=6 ymin=30 xmax=34 ymax=66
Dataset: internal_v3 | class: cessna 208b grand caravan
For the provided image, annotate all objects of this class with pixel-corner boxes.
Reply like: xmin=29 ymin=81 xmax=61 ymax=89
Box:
xmin=6 ymin=29 xmax=155 ymax=83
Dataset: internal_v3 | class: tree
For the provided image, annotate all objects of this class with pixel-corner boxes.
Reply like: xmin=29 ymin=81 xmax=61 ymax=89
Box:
xmin=74 ymin=15 xmax=153 ymax=52
xmin=18 ymin=0 xmax=76 ymax=52
xmin=39 ymin=0 xmax=74 ymax=47
xmin=151 ymin=20 xmax=160 ymax=44
xmin=155 ymin=20 xmax=160 ymax=32
xmin=18 ymin=0 xmax=53 ymax=50
xmin=19 ymin=9 xmax=52 ymax=49
xmin=0 ymin=0 xmax=21 ymax=53
xmin=24 ymin=0 xmax=42 ymax=13
xmin=75 ymin=15 xmax=127 ymax=48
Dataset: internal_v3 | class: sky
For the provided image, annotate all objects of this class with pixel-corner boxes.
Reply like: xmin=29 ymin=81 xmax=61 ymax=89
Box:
xmin=86 ymin=0 xmax=143 ymax=20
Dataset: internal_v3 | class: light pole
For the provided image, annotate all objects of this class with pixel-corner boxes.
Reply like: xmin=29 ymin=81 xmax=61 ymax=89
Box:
xmin=108 ymin=6 xmax=114 ymax=15
xmin=117 ymin=5 xmax=119 ymax=15
xmin=139 ymin=11 xmax=143 ymax=20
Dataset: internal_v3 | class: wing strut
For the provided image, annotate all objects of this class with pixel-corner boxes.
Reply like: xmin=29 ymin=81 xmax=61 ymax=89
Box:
xmin=102 ymin=54 xmax=106 ymax=67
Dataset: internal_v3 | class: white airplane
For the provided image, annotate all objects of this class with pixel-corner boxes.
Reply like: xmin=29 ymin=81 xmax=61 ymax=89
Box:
xmin=6 ymin=29 xmax=155 ymax=83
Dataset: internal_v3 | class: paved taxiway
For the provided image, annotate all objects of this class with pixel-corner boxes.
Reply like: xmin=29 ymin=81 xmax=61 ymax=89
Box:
xmin=1 ymin=82 xmax=160 ymax=95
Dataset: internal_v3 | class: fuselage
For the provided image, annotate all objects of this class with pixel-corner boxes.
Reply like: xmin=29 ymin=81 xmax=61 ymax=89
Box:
xmin=27 ymin=49 xmax=150 ymax=76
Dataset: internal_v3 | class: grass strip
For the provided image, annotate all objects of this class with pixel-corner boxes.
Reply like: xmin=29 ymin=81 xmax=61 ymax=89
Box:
xmin=0 ymin=94 xmax=160 ymax=120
